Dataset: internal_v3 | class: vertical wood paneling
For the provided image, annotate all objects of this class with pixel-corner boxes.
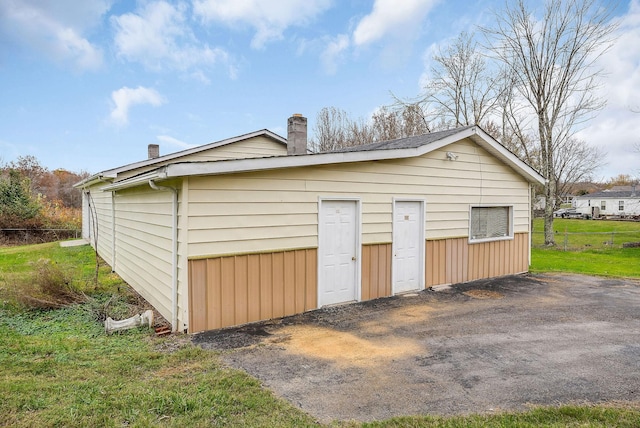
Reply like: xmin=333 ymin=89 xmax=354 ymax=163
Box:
xmin=283 ymin=251 xmax=296 ymax=317
xmin=189 ymin=260 xmax=207 ymax=332
xmin=259 ymin=253 xmax=273 ymax=320
xmin=206 ymin=258 xmax=222 ymax=330
xmin=188 ymin=248 xmax=318 ymax=332
xmin=426 ymin=233 xmax=529 ymax=287
xmin=361 ymin=243 xmax=392 ymax=300
xmin=361 ymin=246 xmax=371 ymax=301
xmin=294 ymin=250 xmax=306 ymax=313
xmin=305 ymin=250 xmax=317 ymax=310
xmin=272 ymin=252 xmax=285 ymax=319
xmin=247 ymin=254 xmax=261 ymax=323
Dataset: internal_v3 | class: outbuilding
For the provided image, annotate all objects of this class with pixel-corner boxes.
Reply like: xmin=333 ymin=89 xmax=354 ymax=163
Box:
xmin=573 ymin=187 xmax=640 ymax=218
xmin=75 ymin=116 xmax=545 ymax=333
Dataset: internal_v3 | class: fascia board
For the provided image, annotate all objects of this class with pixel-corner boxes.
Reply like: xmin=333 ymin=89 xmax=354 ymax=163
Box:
xmin=101 ymin=170 xmax=165 ymax=191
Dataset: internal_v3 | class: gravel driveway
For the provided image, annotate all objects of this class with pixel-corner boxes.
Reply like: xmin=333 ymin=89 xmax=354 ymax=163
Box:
xmin=193 ymin=273 xmax=640 ymax=423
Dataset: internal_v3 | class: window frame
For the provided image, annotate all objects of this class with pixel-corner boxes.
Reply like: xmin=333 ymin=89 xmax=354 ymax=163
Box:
xmin=468 ymin=205 xmax=514 ymax=244
xmin=619 ymin=200 xmax=624 ymax=211
xmin=600 ymin=201 xmax=606 ymax=211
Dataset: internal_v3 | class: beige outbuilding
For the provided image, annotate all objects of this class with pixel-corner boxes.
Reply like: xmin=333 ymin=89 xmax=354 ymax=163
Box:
xmin=75 ymin=116 xmax=545 ymax=333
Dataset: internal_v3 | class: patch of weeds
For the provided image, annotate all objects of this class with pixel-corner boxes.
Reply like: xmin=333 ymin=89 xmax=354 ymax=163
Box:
xmin=10 ymin=259 xmax=87 ymax=310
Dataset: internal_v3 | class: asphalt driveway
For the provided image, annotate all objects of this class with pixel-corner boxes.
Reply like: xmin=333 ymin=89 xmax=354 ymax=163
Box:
xmin=193 ymin=274 xmax=640 ymax=423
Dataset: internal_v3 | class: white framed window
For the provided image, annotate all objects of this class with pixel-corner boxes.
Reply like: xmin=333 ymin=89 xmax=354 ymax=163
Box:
xmin=619 ymin=200 xmax=624 ymax=211
xmin=601 ymin=201 xmax=606 ymax=210
xmin=469 ymin=205 xmax=513 ymax=243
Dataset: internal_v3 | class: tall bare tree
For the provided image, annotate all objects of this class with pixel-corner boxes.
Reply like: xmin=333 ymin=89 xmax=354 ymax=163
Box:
xmin=423 ymin=31 xmax=505 ymax=128
xmin=484 ymin=0 xmax=616 ymax=245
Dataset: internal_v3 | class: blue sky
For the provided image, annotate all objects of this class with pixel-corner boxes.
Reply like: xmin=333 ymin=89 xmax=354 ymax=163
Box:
xmin=0 ymin=0 xmax=638 ymax=180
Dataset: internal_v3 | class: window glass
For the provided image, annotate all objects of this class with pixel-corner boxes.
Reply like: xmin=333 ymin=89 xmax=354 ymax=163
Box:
xmin=601 ymin=201 xmax=606 ymax=210
xmin=619 ymin=200 xmax=624 ymax=211
xmin=470 ymin=206 xmax=511 ymax=241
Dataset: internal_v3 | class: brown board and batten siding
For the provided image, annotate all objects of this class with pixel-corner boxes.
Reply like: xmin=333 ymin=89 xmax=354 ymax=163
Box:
xmin=188 ymin=249 xmax=317 ymax=332
xmin=186 ymin=138 xmax=533 ymax=332
xmin=426 ymin=233 xmax=529 ymax=287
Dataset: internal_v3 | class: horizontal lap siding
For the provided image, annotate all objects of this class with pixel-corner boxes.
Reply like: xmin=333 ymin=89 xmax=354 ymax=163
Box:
xmin=361 ymin=243 xmax=392 ymax=300
xmin=188 ymin=139 xmax=532 ymax=258
xmin=89 ymin=189 xmax=114 ymax=267
xmin=426 ymin=232 xmax=529 ymax=287
xmin=116 ymin=137 xmax=287 ymax=180
xmin=113 ymin=188 xmax=175 ymax=323
xmin=188 ymin=249 xmax=317 ymax=332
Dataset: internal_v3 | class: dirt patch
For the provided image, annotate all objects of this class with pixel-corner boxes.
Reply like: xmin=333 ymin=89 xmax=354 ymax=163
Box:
xmin=269 ymin=325 xmax=421 ymax=368
xmin=463 ymin=289 xmax=504 ymax=299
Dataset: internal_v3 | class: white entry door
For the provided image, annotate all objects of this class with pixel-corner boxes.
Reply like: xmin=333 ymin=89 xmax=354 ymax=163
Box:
xmin=319 ymin=200 xmax=358 ymax=306
xmin=393 ymin=200 xmax=424 ymax=294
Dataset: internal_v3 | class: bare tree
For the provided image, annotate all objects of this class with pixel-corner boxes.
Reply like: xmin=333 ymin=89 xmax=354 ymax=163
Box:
xmin=310 ymin=105 xmax=432 ymax=152
xmin=484 ymin=0 xmax=617 ymax=245
xmin=554 ymin=138 xmax=605 ymax=202
xmin=423 ymin=31 xmax=505 ymax=128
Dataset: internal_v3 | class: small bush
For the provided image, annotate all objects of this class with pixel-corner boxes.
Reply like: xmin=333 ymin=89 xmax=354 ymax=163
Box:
xmin=13 ymin=259 xmax=86 ymax=310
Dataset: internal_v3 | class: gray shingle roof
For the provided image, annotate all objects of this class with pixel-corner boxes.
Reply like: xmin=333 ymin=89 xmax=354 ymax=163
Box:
xmin=329 ymin=125 xmax=475 ymax=153
xmin=576 ymin=190 xmax=639 ymax=199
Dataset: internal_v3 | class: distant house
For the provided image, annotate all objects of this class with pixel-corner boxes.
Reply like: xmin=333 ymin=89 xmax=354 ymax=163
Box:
xmin=573 ymin=186 xmax=640 ymax=218
xmin=75 ymin=116 xmax=544 ymax=333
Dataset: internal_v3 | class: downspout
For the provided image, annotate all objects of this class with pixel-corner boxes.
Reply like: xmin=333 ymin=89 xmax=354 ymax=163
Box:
xmin=149 ymin=179 xmax=179 ymax=332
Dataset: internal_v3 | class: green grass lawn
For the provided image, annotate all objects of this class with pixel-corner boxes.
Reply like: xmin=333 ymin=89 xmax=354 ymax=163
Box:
xmin=531 ymin=218 xmax=640 ymax=278
xmin=1 ymin=242 xmax=639 ymax=427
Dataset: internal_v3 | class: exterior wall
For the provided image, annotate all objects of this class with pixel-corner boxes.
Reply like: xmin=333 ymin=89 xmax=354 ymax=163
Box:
xmin=426 ymin=233 xmax=529 ymax=287
xmin=112 ymin=185 xmax=183 ymax=329
xmin=187 ymin=138 xmax=531 ymax=258
xmin=84 ymin=185 xmax=114 ymax=267
xmin=116 ymin=136 xmax=287 ymax=181
xmin=575 ymin=197 xmax=640 ymax=216
xmin=186 ymin=138 xmax=533 ymax=331
xmin=188 ymin=249 xmax=317 ymax=332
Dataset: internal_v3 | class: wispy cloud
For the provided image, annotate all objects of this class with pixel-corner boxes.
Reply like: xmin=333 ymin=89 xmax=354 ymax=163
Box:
xmin=109 ymin=86 xmax=166 ymax=126
xmin=156 ymin=135 xmax=196 ymax=149
xmin=193 ymin=0 xmax=332 ymax=49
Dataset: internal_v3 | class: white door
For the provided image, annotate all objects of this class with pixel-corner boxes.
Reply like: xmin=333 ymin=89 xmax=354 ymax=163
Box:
xmin=393 ymin=200 xmax=423 ymax=294
xmin=319 ymin=200 xmax=358 ymax=306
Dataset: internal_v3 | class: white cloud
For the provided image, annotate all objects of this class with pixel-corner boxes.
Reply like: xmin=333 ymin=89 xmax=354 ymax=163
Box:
xmin=352 ymin=0 xmax=438 ymax=47
xmin=320 ymin=34 xmax=350 ymax=74
xmin=193 ymin=0 xmax=332 ymax=49
xmin=0 ymin=0 xmax=109 ymax=70
xmin=156 ymin=135 xmax=196 ymax=149
xmin=110 ymin=86 xmax=166 ymax=126
xmin=112 ymin=1 xmax=232 ymax=79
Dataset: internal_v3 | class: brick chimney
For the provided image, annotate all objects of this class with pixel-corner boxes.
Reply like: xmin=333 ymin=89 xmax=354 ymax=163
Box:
xmin=148 ymin=144 xmax=160 ymax=159
xmin=287 ymin=114 xmax=307 ymax=155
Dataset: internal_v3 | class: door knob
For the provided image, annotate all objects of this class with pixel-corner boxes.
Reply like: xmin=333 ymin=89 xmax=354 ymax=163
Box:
xmin=352 ymin=256 xmax=356 ymax=261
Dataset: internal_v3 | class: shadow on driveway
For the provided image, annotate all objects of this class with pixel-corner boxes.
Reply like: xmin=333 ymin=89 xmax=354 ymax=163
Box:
xmin=193 ymin=274 xmax=640 ymax=423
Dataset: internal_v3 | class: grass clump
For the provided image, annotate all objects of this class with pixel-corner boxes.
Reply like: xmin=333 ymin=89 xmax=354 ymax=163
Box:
xmin=11 ymin=258 xmax=87 ymax=310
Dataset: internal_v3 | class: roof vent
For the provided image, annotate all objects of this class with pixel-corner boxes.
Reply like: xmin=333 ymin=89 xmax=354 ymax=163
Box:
xmin=148 ymin=144 xmax=160 ymax=159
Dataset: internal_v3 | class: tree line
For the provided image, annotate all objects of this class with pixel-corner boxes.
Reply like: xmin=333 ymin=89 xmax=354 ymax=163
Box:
xmin=0 ymin=155 xmax=88 ymax=241
xmin=309 ymin=0 xmax=618 ymax=246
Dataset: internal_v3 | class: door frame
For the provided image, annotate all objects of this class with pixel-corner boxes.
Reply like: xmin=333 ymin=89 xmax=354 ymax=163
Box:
xmin=317 ymin=197 xmax=362 ymax=307
xmin=392 ymin=198 xmax=426 ymax=294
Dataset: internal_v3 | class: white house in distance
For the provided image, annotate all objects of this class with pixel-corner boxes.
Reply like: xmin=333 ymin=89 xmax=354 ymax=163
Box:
xmin=75 ymin=116 xmax=545 ymax=333
xmin=573 ymin=186 xmax=640 ymax=219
